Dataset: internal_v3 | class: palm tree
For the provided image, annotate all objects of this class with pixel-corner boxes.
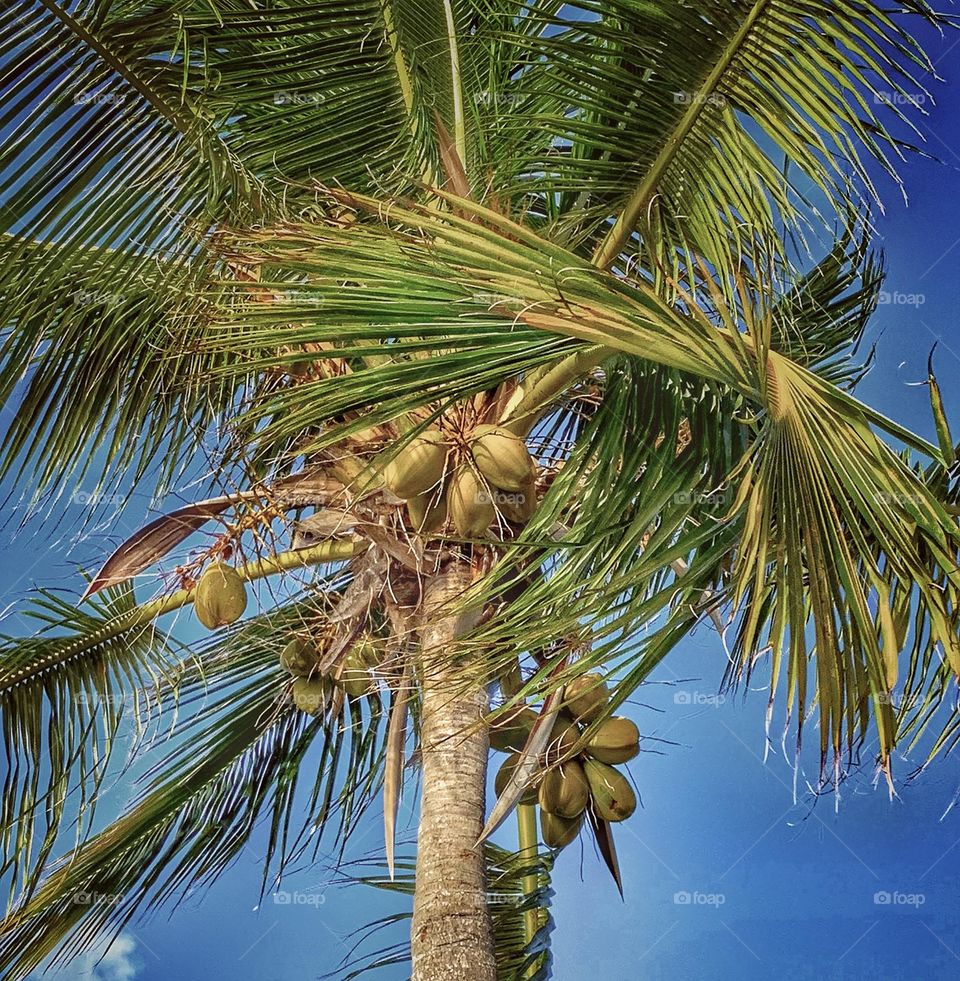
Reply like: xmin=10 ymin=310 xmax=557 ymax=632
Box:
xmin=2 ymin=1 xmax=959 ymax=978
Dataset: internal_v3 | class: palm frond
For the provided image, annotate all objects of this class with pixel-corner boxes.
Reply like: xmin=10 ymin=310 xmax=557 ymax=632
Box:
xmin=476 ymin=360 xmax=738 ymax=712
xmin=0 ymin=584 xmax=179 ymax=900
xmin=0 ymin=600 xmax=387 ymax=981
xmin=0 ymin=0 xmax=941 ymax=495
xmin=1 ymin=4 xmax=958 ymax=976
xmin=723 ymin=348 xmax=960 ymax=774
xmin=0 ymin=0 xmax=277 ymax=493
xmin=770 ymin=226 xmax=884 ymax=388
xmin=0 ymin=540 xmax=357 ymax=901
xmin=221 ymin=190 xmax=960 ymax=772
xmin=502 ymin=0 xmax=941 ymax=275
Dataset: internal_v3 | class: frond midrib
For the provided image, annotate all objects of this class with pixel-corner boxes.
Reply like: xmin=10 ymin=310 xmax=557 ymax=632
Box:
xmin=592 ymin=0 xmax=772 ymax=268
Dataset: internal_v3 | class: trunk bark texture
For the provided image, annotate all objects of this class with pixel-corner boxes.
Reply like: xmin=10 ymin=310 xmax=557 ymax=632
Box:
xmin=411 ymin=565 xmax=497 ymax=981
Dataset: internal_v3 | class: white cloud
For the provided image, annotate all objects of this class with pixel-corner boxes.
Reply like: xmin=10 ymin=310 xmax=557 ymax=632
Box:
xmin=32 ymin=932 xmax=142 ymax=981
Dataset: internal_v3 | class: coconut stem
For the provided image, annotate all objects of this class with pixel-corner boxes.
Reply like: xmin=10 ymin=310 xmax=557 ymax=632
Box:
xmin=3 ymin=541 xmax=361 ymax=695
xmin=501 ymin=345 xmax=613 ymax=436
xmin=128 ymin=539 xmax=360 ymax=626
xmin=517 ymin=802 xmax=542 ymax=975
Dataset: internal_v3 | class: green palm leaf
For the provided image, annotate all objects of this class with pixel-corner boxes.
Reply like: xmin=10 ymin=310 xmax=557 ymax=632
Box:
xmin=1 ymin=0 xmax=941 ymax=496
xmin=209 ymin=192 xmax=959 ymax=772
xmin=0 ymin=602 xmax=387 ymax=981
xmin=0 ymin=540 xmax=356 ymax=901
xmin=484 ymin=0 xmax=941 ymax=277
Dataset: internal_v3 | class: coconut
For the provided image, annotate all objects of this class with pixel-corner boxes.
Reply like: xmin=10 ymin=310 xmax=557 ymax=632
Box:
xmin=495 ymin=475 xmax=537 ymax=524
xmin=280 ymin=637 xmax=317 ymax=677
xmin=540 ymin=809 xmax=582 ymax=849
xmin=468 ymin=424 xmax=536 ymax=492
xmin=339 ymin=646 xmax=372 ymax=700
xmin=354 ymin=635 xmax=385 ymax=668
xmin=543 ymin=715 xmax=581 ymax=767
xmin=382 ymin=430 xmax=448 ymax=500
xmin=292 ymin=677 xmax=332 ymax=716
xmin=563 ymin=674 xmax=608 ymax=723
xmin=407 ymin=486 xmax=448 ymax=534
xmin=448 ymin=467 xmax=495 ymax=539
xmin=194 ymin=562 xmax=248 ymax=629
xmin=498 ymin=659 xmax=523 ymax=697
xmin=583 ymin=759 xmax=636 ymax=822
xmin=585 ymin=717 xmax=640 ymax=764
xmin=494 ymin=753 xmax=540 ymax=804
xmin=488 ymin=705 xmax=538 ymax=752
xmin=538 ymin=760 xmax=589 ymax=818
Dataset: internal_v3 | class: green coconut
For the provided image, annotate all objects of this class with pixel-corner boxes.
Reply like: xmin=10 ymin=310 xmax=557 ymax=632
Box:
xmin=339 ymin=646 xmax=372 ymax=700
xmin=563 ymin=674 xmax=609 ymax=723
xmin=407 ymin=487 xmax=448 ymax=534
xmin=292 ymin=677 xmax=332 ymax=716
xmin=494 ymin=753 xmax=540 ymax=805
xmin=194 ymin=562 xmax=248 ymax=630
xmin=543 ymin=715 xmax=581 ymax=767
xmin=382 ymin=430 xmax=448 ymax=500
xmin=488 ymin=706 xmax=538 ymax=753
xmin=538 ymin=760 xmax=589 ymax=818
xmin=583 ymin=759 xmax=636 ymax=823
xmin=585 ymin=717 xmax=640 ymax=764
xmin=468 ymin=424 xmax=536 ymax=492
xmin=280 ymin=637 xmax=318 ymax=677
xmin=449 ymin=467 xmax=495 ymax=538
xmin=540 ymin=809 xmax=582 ymax=849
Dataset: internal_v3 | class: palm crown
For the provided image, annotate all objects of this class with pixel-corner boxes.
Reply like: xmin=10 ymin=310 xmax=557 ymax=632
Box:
xmin=1 ymin=1 xmax=959 ymax=978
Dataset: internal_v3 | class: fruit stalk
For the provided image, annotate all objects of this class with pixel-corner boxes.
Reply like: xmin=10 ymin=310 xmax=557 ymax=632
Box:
xmin=136 ymin=540 xmax=359 ymax=626
xmin=3 ymin=541 xmax=360 ymax=695
xmin=517 ymin=802 xmax=542 ymax=977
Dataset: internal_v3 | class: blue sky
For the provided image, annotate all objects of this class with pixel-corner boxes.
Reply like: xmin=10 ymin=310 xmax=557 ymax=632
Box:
xmin=6 ymin=16 xmax=960 ymax=981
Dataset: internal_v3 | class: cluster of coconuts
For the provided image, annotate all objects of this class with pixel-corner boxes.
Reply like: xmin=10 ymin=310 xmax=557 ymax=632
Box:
xmin=382 ymin=424 xmax=538 ymax=537
xmin=193 ymin=562 xmax=248 ymax=629
xmin=191 ymin=563 xmax=386 ymax=715
xmin=280 ymin=633 xmax=385 ymax=715
xmin=490 ymin=673 xmax=640 ymax=849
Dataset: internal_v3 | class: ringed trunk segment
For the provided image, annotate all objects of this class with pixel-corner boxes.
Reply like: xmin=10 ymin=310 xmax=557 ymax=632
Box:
xmin=412 ymin=565 xmax=496 ymax=981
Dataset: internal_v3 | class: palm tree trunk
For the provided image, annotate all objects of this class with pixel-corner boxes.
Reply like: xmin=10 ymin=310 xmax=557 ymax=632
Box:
xmin=411 ymin=565 xmax=497 ymax=981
